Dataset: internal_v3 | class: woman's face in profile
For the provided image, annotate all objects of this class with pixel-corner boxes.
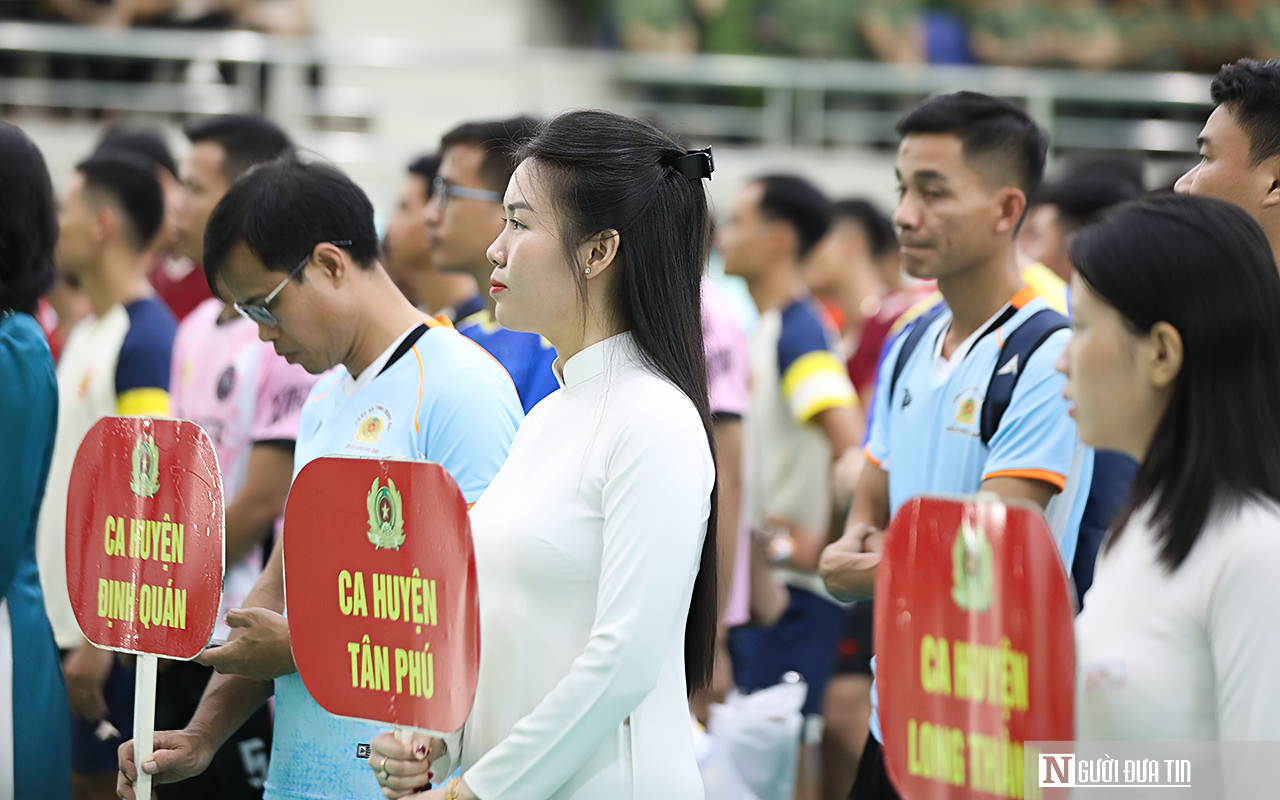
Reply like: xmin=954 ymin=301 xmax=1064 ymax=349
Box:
xmin=1056 ymin=274 xmax=1165 ymax=459
xmin=486 ymin=160 xmax=583 ymax=341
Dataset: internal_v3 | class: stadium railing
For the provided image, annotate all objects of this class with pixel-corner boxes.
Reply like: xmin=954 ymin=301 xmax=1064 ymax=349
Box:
xmin=0 ymin=22 xmax=1212 ymax=156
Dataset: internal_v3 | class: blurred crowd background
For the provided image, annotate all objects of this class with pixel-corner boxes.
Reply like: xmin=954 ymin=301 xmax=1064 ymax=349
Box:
xmin=605 ymin=0 xmax=1280 ymax=71
xmin=4 ymin=0 xmax=1279 ymax=71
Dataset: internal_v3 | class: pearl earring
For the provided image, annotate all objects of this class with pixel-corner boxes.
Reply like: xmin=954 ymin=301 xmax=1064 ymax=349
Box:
xmin=584 ymin=268 xmax=591 ymax=275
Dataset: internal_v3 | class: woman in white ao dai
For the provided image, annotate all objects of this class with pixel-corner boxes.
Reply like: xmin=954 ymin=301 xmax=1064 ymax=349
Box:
xmin=370 ymin=110 xmax=722 ymax=800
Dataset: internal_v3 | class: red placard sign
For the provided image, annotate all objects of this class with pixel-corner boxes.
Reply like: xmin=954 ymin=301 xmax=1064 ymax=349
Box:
xmin=283 ymin=457 xmax=479 ymax=734
xmin=66 ymin=417 xmax=225 ymax=659
xmin=876 ymin=496 xmax=1075 ymax=800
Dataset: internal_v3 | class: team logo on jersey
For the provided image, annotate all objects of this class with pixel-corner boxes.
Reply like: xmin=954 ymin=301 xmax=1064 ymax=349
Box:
xmin=356 ymin=416 xmax=384 ymax=442
xmin=130 ymin=434 xmax=160 ymax=498
xmin=77 ymin=371 xmax=93 ymax=400
xmin=366 ymin=477 xmax=405 ymax=550
xmin=355 ymin=406 xmax=391 ymax=443
xmin=951 ymin=517 xmax=993 ymax=613
xmin=955 ymin=395 xmax=978 ymax=426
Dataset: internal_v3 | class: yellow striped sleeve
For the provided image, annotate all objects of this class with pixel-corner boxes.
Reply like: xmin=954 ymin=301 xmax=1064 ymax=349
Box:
xmin=781 ymin=350 xmax=857 ymax=424
xmin=1021 ymin=262 xmax=1068 ymax=315
xmin=117 ymin=388 xmax=170 ymax=417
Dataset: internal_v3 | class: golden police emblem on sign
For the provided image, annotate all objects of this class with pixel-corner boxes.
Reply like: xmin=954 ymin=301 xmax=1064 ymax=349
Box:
xmin=366 ymin=477 xmax=405 ymax=550
xmin=951 ymin=517 xmax=993 ymax=613
xmin=130 ymin=434 xmax=160 ymax=498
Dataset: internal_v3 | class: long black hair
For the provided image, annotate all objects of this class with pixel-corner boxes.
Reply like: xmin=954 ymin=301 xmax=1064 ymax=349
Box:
xmin=517 ymin=110 xmax=718 ymax=694
xmin=0 ymin=123 xmax=58 ymax=316
xmin=1070 ymin=195 xmax=1280 ymax=571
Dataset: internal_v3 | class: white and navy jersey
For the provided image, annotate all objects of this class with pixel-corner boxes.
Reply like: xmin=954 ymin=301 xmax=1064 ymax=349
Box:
xmin=266 ymin=319 xmax=522 ymax=800
xmin=37 ymin=297 xmax=176 ymax=649
xmin=745 ymin=296 xmax=857 ymax=534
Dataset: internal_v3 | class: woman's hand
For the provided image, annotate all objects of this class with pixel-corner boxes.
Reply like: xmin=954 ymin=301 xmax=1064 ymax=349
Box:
xmin=369 ymin=730 xmax=444 ymax=798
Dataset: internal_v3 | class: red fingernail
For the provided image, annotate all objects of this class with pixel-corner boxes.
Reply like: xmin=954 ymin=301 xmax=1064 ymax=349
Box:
xmin=415 ymin=743 xmax=427 ymax=757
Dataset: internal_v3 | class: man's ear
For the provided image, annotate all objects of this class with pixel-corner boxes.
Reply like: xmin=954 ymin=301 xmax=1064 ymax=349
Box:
xmin=1261 ymin=156 xmax=1280 ymax=211
xmin=311 ymin=242 xmax=351 ymax=288
xmin=993 ymin=186 xmax=1028 ymax=235
xmin=91 ymin=202 xmax=118 ymax=246
xmin=762 ymin=218 xmax=800 ymax=264
xmin=581 ymin=229 xmax=621 ymax=280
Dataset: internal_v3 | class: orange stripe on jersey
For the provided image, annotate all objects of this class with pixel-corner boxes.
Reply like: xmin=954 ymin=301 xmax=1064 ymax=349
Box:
xmin=1009 ymin=285 xmax=1038 ymax=310
xmin=467 ymin=502 xmax=476 ymax=510
xmin=982 ymin=468 xmax=1067 ymax=492
xmin=864 ymin=447 xmax=883 ymax=468
xmin=412 ymin=347 xmax=424 ymax=435
xmin=424 ymin=315 xmax=453 ymax=330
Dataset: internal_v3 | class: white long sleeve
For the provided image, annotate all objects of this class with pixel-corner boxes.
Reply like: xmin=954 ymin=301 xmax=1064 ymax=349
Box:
xmin=459 ymin=333 xmax=714 ymax=800
xmin=1076 ymin=499 xmax=1280 ymax=741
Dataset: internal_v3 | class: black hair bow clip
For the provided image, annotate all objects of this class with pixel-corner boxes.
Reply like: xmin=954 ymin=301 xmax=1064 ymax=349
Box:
xmin=675 ymin=146 xmax=715 ymax=181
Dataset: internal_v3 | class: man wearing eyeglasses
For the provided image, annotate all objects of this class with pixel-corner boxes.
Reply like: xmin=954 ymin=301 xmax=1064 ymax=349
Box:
xmin=117 ymin=156 xmax=522 ymax=800
xmin=426 ymin=117 xmax=561 ymax=414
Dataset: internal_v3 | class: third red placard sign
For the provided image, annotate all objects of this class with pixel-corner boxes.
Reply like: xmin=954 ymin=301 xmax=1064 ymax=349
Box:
xmin=876 ymin=496 xmax=1075 ymax=800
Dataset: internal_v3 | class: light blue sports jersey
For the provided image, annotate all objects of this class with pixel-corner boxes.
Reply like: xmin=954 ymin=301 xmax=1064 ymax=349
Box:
xmin=864 ymin=292 xmax=1093 ymax=742
xmin=266 ymin=323 xmax=522 ymax=800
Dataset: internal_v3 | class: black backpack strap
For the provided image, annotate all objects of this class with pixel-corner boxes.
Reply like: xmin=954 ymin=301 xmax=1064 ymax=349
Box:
xmin=980 ymin=308 xmax=1069 ymax=445
xmin=888 ymin=304 xmax=946 ymax=404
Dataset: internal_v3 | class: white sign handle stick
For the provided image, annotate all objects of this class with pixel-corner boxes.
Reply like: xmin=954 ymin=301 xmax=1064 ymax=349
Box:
xmin=133 ymin=653 xmax=158 ymax=800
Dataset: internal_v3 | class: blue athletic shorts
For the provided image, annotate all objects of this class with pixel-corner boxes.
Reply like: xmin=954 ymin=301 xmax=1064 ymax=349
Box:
xmin=728 ymin=586 xmax=847 ymax=718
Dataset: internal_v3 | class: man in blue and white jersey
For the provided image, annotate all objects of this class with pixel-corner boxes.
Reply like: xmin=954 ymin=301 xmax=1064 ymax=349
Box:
xmin=819 ymin=92 xmax=1093 ymax=800
xmin=117 ymin=157 xmax=522 ymax=800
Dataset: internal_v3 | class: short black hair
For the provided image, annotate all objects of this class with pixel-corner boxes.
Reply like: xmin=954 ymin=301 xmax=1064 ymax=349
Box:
xmin=406 ymin=154 xmax=441 ymax=200
xmin=1032 ymin=171 xmax=1143 ymax=232
xmin=0 ymin=123 xmax=58 ymax=315
xmin=203 ymin=156 xmax=379 ymax=292
xmin=439 ymin=116 xmax=541 ymax=193
xmin=1210 ymin=59 xmax=1280 ymax=165
xmin=183 ymin=114 xmax=293 ymax=183
xmin=77 ymin=149 xmax=165 ymax=252
xmin=94 ymin=124 xmax=178 ymax=178
xmin=831 ymin=198 xmax=897 ymax=258
xmin=896 ymin=91 xmax=1049 ymax=196
xmin=753 ymin=174 xmax=832 ymax=260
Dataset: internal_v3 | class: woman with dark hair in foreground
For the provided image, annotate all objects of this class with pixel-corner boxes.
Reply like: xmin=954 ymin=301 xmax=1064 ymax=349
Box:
xmin=0 ymin=122 xmax=72 ymax=798
xmin=369 ymin=110 xmax=720 ymax=799
xmin=1058 ymin=194 xmax=1280 ymax=740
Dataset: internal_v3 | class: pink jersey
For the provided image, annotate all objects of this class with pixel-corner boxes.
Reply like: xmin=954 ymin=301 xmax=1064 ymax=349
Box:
xmin=171 ymin=298 xmax=320 ymax=639
xmin=702 ymin=280 xmax=752 ymax=627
